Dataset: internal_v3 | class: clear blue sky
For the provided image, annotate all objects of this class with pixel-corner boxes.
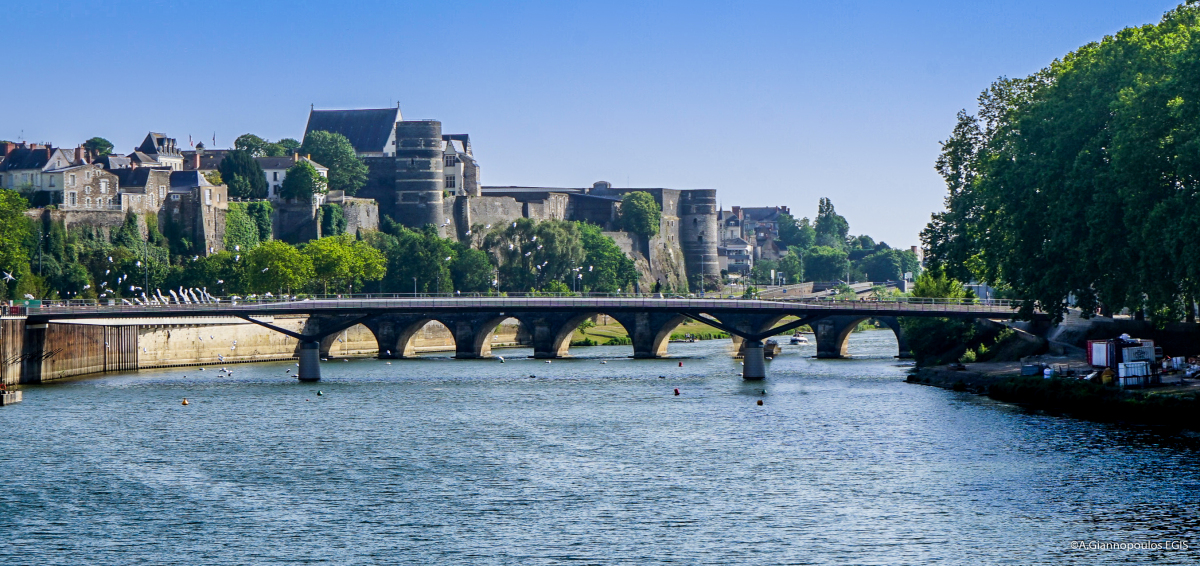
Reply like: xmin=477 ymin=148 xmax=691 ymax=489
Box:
xmin=3 ymin=1 xmax=1180 ymax=247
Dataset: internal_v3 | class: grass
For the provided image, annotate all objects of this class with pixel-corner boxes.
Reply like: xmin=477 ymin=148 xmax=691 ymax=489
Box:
xmin=572 ymin=317 xmax=727 ymax=346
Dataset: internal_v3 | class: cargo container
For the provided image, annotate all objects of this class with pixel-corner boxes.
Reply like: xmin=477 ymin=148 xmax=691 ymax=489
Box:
xmin=1088 ymin=338 xmax=1156 ymax=369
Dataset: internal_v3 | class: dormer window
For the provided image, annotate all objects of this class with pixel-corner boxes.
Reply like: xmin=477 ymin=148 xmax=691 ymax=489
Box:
xmin=444 ymin=155 xmax=457 ymax=167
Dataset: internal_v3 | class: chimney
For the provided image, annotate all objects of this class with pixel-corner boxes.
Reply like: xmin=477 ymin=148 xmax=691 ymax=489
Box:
xmin=192 ymin=152 xmax=201 ymax=170
xmin=0 ymin=142 xmax=13 ymax=156
xmin=75 ymin=146 xmax=84 ymax=164
xmin=294 ymin=152 xmax=299 ymax=162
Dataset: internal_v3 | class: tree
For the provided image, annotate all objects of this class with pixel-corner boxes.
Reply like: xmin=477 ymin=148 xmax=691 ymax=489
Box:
xmin=218 ymin=150 xmax=268 ymax=199
xmin=579 ymin=223 xmax=638 ymax=292
xmin=779 ymin=249 xmax=804 ymax=283
xmin=803 ymin=245 xmax=850 ymax=282
xmin=814 ymin=197 xmax=849 ymax=249
xmin=0 ymin=189 xmax=31 ymax=282
xmin=224 ymin=203 xmax=262 ymax=252
xmin=279 ymin=161 xmax=328 ymax=201
xmin=451 ymin=247 xmax=495 ymax=292
xmin=619 ymin=191 xmax=661 ymax=238
xmin=245 ymin=240 xmax=312 ymax=293
xmin=83 ymin=137 xmax=114 ymax=157
xmin=300 ymin=131 xmax=368 ymax=196
xmin=277 ymin=138 xmax=302 ymax=154
xmin=234 ymin=134 xmax=270 ymax=157
xmin=303 ymin=235 xmax=385 ymax=294
xmin=246 ymin=201 xmax=273 ymax=242
xmin=900 ymin=271 xmax=977 ymax=365
xmin=858 ymin=249 xmax=902 ymax=282
xmin=777 ymin=213 xmax=815 ymax=250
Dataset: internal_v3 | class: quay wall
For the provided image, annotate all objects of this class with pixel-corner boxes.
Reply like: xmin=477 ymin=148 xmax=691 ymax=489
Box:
xmin=3 ymin=316 xmax=525 ymax=386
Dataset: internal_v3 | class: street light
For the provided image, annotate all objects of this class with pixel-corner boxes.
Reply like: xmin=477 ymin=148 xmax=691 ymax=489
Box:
xmin=412 ymin=277 xmax=417 ymax=296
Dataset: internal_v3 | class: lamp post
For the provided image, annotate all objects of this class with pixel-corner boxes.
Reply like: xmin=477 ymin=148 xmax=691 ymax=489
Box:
xmin=412 ymin=277 xmax=417 ymax=296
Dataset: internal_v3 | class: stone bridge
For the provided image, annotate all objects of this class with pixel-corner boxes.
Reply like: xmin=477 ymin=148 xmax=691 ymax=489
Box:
xmin=27 ymin=296 xmax=1035 ymax=382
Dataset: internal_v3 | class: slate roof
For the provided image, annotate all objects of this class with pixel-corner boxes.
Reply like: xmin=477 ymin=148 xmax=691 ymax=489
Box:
xmin=0 ymin=147 xmax=52 ymax=172
xmin=129 ymin=151 xmax=160 ymax=165
xmin=96 ymin=155 xmax=132 ymax=170
xmin=305 ymin=108 xmax=400 ymax=153
xmin=138 ymin=132 xmax=181 ymax=157
xmin=169 ymin=170 xmax=212 ymax=191
xmin=740 ymin=207 xmax=785 ymax=222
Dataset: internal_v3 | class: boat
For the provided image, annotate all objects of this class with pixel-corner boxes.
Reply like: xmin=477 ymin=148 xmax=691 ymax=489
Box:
xmin=764 ymin=339 xmax=782 ymax=359
xmin=790 ymin=332 xmax=809 ymax=345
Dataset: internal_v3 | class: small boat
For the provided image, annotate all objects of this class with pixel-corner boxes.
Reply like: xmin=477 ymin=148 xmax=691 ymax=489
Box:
xmin=764 ymin=339 xmax=782 ymax=359
xmin=790 ymin=332 xmax=809 ymax=345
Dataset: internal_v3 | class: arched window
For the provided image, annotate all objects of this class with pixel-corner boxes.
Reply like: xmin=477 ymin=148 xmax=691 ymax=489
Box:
xmin=85 ymin=197 xmax=92 ymax=207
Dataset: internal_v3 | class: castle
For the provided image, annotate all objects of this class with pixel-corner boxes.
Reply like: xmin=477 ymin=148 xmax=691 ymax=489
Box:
xmin=304 ymin=108 xmax=721 ymax=291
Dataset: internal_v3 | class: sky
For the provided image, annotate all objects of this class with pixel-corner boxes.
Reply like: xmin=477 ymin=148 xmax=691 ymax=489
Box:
xmin=1 ymin=0 xmax=1181 ymax=247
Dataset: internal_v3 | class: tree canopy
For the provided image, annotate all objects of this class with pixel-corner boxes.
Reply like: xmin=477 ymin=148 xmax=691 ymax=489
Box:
xmin=83 ymin=137 xmax=113 ymax=157
xmin=920 ymin=4 xmax=1200 ymax=322
xmin=279 ymin=161 xmax=328 ymax=201
xmin=814 ymin=197 xmax=849 ymax=249
xmin=218 ymin=150 xmax=268 ymax=199
xmin=619 ymin=191 xmax=661 ymax=238
xmin=300 ymin=131 xmax=368 ymax=196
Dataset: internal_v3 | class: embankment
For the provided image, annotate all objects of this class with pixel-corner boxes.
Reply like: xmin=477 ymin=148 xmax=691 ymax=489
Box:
xmin=1 ymin=316 xmax=523 ymax=386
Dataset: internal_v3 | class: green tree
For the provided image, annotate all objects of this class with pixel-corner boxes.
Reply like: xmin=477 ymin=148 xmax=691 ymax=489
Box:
xmin=814 ymin=197 xmax=849 ymax=249
xmin=779 ymin=249 xmax=804 ymax=283
xmin=280 ymin=161 xmax=328 ymax=201
xmin=277 ymin=138 xmax=302 ymax=154
xmin=245 ymin=240 xmax=312 ymax=293
xmin=579 ymin=223 xmax=638 ymax=292
xmin=246 ymin=201 xmax=273 ymax=242
xmin=300 ymin=131 xmax=368 ymax=196
xmin=224 ymin=203 xmax=262 ymax=252
xmin=859 ymin=249 xmax=903 ymax=282
xmin=0 ymin=189 xmax=32 ymax=286
xmin=777 ymin=213 xmax=815 ymax=250
xmin=619 ymin=191 xmax=661 ymax=238
xmin=451 ymin=247 xmax=495 ymax=292
xmin=218 ymin=150 xmax=268 ymax=199
xmin=303 ymin=235 xmax=385 ymax=294
xmin=900 ymin=271 xmax=977 ymax=365
xmin=83 ymin=137 xmax=114 ymax=157
xmin=803 ymin=245 xmax=850 ymax=281
xmin=234 ymin=134 xmax=270 ymax=157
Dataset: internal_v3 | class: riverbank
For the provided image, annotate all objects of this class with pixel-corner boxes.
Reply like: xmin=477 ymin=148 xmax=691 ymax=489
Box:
xmin=909 ymin=362 xmax=1200 ymax=430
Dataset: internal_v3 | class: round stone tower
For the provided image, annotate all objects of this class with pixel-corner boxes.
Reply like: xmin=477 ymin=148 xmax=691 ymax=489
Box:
xmin=394 ymin=120 xmax=445 ymax=231
xmin=678 ymin=189 xmax=721 ymax=291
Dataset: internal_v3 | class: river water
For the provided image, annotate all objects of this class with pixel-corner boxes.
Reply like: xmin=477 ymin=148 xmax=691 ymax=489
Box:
xmin=2 ymin=331 xmax=1199 ymax=565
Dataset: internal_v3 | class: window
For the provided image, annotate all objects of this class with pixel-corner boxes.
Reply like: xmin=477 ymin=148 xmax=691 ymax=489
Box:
xmin=84 ymin=186 xmax=92 ymax=195
xmin=85 ymin=196 xmax=92 ymax=207
xmin=159 ymin=185 xmax=166 ymax=198
xmin=85 ymin=171 xmax=91 ymax=180
xmin=69 ymin=174 xmax=76 ymax=186
xmin=273 ymin=171 xmax=279 ymax=181
xmin=205 ymin=189 xmax=212 ymax=205
xmin=445 ymin=176 xmax=456 ymax=189
xmin=171 ymin=194 xmax=181 ymax=201
xmin=444 ymin=155 xmax=457 ymax=167
xmin=99 ymin=180 xmax=108 ymax=194
xmin=49 ymin=176 xmax=56 ymax=188
xmin=68 ymin=192 xmax=77 ymax=206
xmin=22 ymin=173 xmax=28 ymax=184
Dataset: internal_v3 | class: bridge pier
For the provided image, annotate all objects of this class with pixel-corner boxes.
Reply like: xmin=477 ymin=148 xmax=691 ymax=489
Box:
xmin=813 ymin=315 xmax=909 ymax=359
xmin=298 ymin=341 xmax=321 ymax=382
xmin=742 ymin=339 xmax=766 ymax=379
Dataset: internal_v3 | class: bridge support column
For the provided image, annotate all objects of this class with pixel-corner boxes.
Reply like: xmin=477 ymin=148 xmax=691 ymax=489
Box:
xmin=878 ymin=317 xmax=912 ymax=358
xmin=298 ymin=341 xmax=321 ymax=382
xmin=814 ymin=316 xmax=858 ymax=359
xmin=742 ymin=339 xmax=766 ymax=380
xmin=610 ymin=312 xmax=689 ymax=358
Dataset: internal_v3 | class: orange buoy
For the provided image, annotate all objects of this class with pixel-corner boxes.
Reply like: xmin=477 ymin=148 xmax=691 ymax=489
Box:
xmin=678 ymin=361 xmax=683 ymax=367
xmin=181 ymin=398 xmax=189 ymax=406
xmin=757 ymin=399 xmax=763 ymax=406
xmin=674 ymin=388 xmax=680 ymax=396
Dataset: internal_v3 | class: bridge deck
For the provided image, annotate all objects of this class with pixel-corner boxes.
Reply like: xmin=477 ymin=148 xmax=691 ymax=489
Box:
xmin=27 ymin=297 xmax=1032 ymax=321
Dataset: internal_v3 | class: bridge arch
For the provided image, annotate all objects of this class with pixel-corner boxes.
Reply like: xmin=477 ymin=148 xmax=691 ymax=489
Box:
xmin=318 ymin=323 xmax=379 ymax=358
xmin=546 ymin=312 xmax=627 ymax=358
xmin=467 ymin=315 xmax=526 ymax=358
xmin=813 ymin=315 xmax=910 ymax=359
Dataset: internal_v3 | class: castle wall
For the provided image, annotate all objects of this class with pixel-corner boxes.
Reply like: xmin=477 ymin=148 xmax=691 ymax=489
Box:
xmin=341 ymin=197 xmax=380 ymax=235
xmin=275 ymin=202 xmax=320 ymax=243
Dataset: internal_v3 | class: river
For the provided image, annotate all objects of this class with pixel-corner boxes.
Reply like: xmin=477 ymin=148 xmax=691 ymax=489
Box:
xmin=1 ymin=331 xmax=1198 ymax=564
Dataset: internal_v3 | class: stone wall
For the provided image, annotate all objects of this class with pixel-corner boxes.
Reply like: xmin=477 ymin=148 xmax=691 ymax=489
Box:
xmin=1 ymin=318 xmax=23 ymax=387
xmin=340 ymin=197 xmax=380 ymax=235
xmin=274 ymin=201 xmax=320 ymax=243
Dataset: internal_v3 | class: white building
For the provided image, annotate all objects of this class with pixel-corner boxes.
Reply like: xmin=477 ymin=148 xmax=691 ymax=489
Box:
xmin=257 ymin=155 xmax=329 ymax=201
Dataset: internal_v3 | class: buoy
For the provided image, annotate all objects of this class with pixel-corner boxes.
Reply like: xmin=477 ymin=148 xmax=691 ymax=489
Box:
xmin=529 ymin=375 xmax=536 ymax=378
xmin=601 ymin=361 xmax=607 ymax=364
xmin=182 ymin=398 xmax=189 ymax=405
xmin=499 ymin=356 xmax=505 ymax=363
xmin=317 ymin=391 xmax=323 ymax=396
xmin=659 ymin=375 xmax=665 ymax=378
xmin=545 ymin=360 xmax=551 ymax=364
xmin=678 ymin=361 xmax=683 ymax=367
xmin=757 ymin=399 xmax=763 ymax=406
xmin=385 ymin=361 xmax=392 ymax=365
xmin=674 ymin=388 xmax=680 ymax=396
xmin=199 ymin=368 xmax=205 ymax=371
xmin=342 ymin=359 xmax=348 ymax=362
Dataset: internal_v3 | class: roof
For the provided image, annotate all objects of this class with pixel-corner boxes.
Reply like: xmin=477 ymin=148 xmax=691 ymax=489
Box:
xmin=740 ymin=207 xmax=788 ymax=222
xmin=305 ymin=108 xmax=400 ymax=154
xmin=138 ymin=132 xmax=181 ymax=157
xmin=169 ymin=170 xmax=213 ymax=191
xmin=725 ymin=237 xmax=752 ymax=247
xmin=128 ymin=151 xmax=160 ymax=165
xmin=255 ymin=156 xmax=327 ymax=171
xmin=0 ymin=147 xmax=52 ymax=172
xmin=96 ymin=155 xmax=131 ymax=170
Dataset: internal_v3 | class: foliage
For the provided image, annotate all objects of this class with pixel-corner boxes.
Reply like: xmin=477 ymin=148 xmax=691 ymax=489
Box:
xmin=579 ymin=223 xmax=638 ymax=292
xmin=218 ymin=150 xmax=268 ymax=199
xmin=300 ymin=131 xmax=368 ymax=196
xmin=83 ymin=137 xmax=113 ymax=157
xmin=919 ymin=5 xmax=1200 ymax=322
xmin=0 ymin=189 xmax=31 ymax=281
xmin=814 ymin=197 xmax=849 ymax=249
xmin=619 ymin=191 xmax=661 ymax=238
xmin=803 ymin=245 xmax=849 ymax=281
xmin=320 ymin=203 xmax=345 ymax=237
xmin=901 ymin=270 xmax=978 ymax=365
xmin=245 ymin=201 xmax=273 ymax=242
xmin=203 ymin=170 xmax=223 ymax=186
xmin=482 ymin=218 xmax=586 ymax=292
xmin=224 ymin=203 xmax=262 ymax=252
xmin=778 ymin=249 xmax=804 ymax=283
xmin=777 ymin=212 xmax=815 ymax=250
xmin=302 ymin=234 xmax=386 ymax=294
xmin=280 ymin=161 xmax=328 ymax=201
xmin=244 ymin=240 xmax=312 ymax=293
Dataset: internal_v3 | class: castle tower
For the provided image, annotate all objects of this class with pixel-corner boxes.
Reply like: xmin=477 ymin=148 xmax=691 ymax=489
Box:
xmin=678 ymin=189 xmax=721 ymax=291
xmin=394 ymin=120 xmax=445 ymax=231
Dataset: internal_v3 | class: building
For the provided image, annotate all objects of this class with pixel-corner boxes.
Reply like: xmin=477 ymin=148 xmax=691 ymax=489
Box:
xmin=256 ymin=155 xmax=328 ymax=201
xmin=163 ymin=171 xmax=228 ymax=255
xmin=719 ymin=236 xmax=753 ymax=275
xmin=304 ymin=107 xmax=403 ymax=158
xmin=129 ymin=133 xmax=184 ymax=170
xmin=0 ymin=143 xmax=76 ymax=191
